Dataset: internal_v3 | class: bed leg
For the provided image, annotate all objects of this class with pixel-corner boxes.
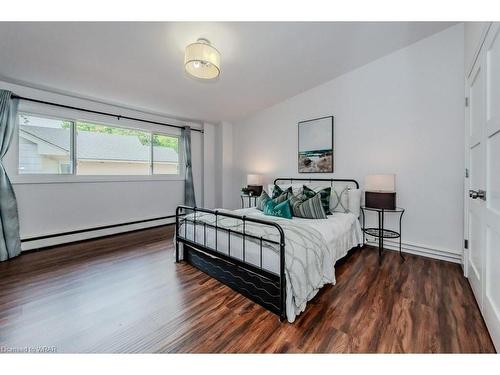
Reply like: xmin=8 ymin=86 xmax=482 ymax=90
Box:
xmin=175 ymin=240 xmax=180 ymax=263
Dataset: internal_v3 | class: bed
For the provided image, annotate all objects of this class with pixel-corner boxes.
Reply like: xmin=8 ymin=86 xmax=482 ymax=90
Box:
xmin=175 ymin=178 xmax=363 ymax=323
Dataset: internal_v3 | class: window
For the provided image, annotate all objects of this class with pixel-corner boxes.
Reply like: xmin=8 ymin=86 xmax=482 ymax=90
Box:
xmin=76 ymin=122 xmax=152 ymax=176
xmin=153 ymin=134 xmax=180 ymax=175
xmin=18 ymin=114 xmax=181 ymax=177
xmin=18 ymin=114 xmax=74 ymax=174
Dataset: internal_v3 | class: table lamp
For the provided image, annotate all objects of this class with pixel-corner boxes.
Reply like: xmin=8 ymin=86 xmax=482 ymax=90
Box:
xmin=246 ymin=174 xmax=263 ymax=196
xmin=364 ymin=174 xmax=396 ymax=210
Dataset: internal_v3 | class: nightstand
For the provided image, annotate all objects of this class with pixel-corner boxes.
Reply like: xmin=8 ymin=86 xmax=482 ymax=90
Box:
xmin=360 ymin=206 xmax=405 ymax=261
xmin=240 ymin=193 xmax=259 ymax=208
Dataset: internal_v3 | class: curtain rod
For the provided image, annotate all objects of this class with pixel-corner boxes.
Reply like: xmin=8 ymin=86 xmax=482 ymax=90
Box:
xmin=11 ymin=94 xmax=204 ymax=133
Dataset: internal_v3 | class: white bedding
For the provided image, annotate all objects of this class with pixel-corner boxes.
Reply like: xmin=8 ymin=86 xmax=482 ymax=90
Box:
xmin=178 ymin=207 xmax=363 ymax=322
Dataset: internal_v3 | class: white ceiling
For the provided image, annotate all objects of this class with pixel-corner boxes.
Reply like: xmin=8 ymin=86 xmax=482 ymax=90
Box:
xmin=0 ymin=22 xmax=456 ymax=123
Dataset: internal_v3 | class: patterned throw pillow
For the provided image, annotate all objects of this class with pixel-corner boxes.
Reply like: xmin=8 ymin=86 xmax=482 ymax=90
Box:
xmin=274 ymin=191 xmax=290 ymax=205
xmin=330 ymin=186 xmax=350 ymax=213
xmin=263 ymin=199 xmax=293 ymax=219
xmin=256 ymin=190 xmax=292 ymax=211
xmin=302 ymin=185 xmax=332 ymax=215
xmin=272 ymin=185 xmax=293 ymax=199
xmin=256 ymin=191 xmax=271 ymax=211
xmin=289 ymin=194 xmax=327 ymax=219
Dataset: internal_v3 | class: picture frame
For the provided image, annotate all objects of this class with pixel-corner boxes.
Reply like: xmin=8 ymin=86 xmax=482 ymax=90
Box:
xmin=298 ymin=116 xmax=334 ymax=173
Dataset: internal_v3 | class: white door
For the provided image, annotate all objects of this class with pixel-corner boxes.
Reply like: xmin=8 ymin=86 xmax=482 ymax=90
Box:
xmin=482 ymin=23 xmax=500 ymax=350
xmin=467 ymin=48 xmax=486 ymax=307
xmin=466 ymin=22 xmax=500 ymax=352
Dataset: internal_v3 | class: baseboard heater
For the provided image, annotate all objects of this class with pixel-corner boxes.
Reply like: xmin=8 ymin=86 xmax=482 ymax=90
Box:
xmin=21 ymin=214 xmax=176 ymax=243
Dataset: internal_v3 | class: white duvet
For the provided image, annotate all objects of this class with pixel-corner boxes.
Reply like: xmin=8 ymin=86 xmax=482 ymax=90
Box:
xmin=178 ymin=208 xmax=363 ymax=322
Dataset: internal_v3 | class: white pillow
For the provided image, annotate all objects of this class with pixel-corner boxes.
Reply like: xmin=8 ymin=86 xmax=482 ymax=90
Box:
xmin=348 ymin=189 xmax=362 ymax=217
xmin=330 ymin=186 xmax=350 ymax=213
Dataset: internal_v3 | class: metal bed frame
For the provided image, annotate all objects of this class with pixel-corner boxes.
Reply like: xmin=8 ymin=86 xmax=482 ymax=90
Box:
xmin=175 ymin=177 xmax=359 ymax=322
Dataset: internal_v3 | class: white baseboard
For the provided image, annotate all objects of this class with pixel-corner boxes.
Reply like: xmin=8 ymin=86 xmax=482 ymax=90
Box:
xmin=462 ymin=248 xmax=469 ymax=277
xmin=365 ymin=237 xmax=463 ymax=264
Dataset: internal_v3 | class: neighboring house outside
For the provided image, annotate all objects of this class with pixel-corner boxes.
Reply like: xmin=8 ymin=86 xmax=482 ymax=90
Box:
xmin=19 ymin=126 xmax=179 ymax=175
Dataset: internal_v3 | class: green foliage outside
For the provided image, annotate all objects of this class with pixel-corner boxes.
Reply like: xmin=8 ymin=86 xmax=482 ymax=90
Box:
xmin=61 ymin=121 xmax=178 ymax=152
xmin=153 ymin=133 xmax=179 ymax=152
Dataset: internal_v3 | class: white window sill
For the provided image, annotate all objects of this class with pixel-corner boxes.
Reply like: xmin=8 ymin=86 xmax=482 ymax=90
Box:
xmin=11 ymin=174 xmax=185 ymax=185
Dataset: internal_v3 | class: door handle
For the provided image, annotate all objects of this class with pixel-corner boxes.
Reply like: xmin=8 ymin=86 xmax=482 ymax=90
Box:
xmin=469 ymin=189 xmax=487 ymax=201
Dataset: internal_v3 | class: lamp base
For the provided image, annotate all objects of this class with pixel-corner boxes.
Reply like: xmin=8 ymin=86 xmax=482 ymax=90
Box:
xmin=365 ymin=192 xmax=396 ymax=210
xmin=247 ymin=185 xmax=263 ymax=196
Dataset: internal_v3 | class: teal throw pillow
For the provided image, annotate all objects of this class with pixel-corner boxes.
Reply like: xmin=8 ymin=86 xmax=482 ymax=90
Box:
xmin=263 ymin=199 xmax=293 ymax=219
xmin=256 ymin=190 xmax=291 ymax=211
xmin=272 ymin=185 xmax=293 ymax=199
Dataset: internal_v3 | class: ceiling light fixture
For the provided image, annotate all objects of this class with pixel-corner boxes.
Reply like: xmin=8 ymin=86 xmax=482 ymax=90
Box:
xmin=184 ymin=38 xmax=221 ymax=80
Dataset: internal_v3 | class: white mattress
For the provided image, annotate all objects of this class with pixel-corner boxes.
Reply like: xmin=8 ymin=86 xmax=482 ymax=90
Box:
xmin=178 ymin=207 xmax=363 ymax=321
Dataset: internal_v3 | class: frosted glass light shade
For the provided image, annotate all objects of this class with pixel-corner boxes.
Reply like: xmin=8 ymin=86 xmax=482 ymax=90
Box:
xmin=247 ymin=174 xmax=262 ymax=185
xmin=365 ymin=174 xmax=396 ymax=192
xmin=184 ymin=39 xmax=221 ymax=80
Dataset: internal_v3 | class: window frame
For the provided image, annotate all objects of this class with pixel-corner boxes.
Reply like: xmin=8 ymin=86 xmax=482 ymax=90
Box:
xmin=10 ymin=107 xmax=185 ymax=184
xmin=17 ymin=112 xmax=76 ymax=176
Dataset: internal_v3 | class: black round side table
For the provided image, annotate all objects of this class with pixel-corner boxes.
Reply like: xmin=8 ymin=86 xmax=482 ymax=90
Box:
xmin=241 ymin=194 xmax=258 ymax=208
xmin=360 ymin=206 xmax=405 ymax=261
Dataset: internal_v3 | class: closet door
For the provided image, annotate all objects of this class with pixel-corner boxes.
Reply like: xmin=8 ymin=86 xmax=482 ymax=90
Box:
xmin=483 ymin=22 xmax=500 ymax=350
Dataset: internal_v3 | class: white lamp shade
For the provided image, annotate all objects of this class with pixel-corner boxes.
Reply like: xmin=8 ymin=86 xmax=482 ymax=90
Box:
xmin=364 ymin=174 xmax=396 ymax=192
xmin=184 ymin=39 xmax=221 ymax=80
xmin=247 ymin=174 xmax=262 ymax=185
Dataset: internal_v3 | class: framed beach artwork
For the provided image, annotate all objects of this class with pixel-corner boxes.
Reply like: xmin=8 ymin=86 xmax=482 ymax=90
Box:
xmin=298 ymin=116 xmax=334 ymax=173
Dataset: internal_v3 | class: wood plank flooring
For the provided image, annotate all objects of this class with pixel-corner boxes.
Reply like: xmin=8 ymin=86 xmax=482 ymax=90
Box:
xmin=0 ymin=226 xmax=495 ymax=353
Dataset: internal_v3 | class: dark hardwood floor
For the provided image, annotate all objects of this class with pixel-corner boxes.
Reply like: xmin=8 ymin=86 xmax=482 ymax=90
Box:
xmin=0 ymin=226 xmax=495 ymax=353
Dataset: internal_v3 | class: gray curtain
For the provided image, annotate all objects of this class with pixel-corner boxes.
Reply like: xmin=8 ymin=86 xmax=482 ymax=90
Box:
xmin=0 ymin=90 xmax=21 ymax=261
xmin=182 ymin=126 xmax=196 ymax=207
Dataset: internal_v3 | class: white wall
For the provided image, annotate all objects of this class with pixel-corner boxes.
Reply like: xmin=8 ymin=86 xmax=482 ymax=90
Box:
xmin=215 ymin=121 xmax=234 ymax=208
xmin=0 ymin=80 xmax=210 ymax=250
xmin=232 ymin=24 xmax=465 ymax=262
xmin=203 ymin=122 xmax=217 ymax=208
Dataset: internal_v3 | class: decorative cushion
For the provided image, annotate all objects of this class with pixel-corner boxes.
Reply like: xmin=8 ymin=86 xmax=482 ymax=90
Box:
xmin=274 ymin=191 xmax=290 ymax=205
xmin=330 ymin=186 xmax=350 ymax=213
xmin=263 ymin=199 xmax=293 ymax=219
xmin=271 ymin=185 xmax=293 ymax=199
xmin=289 ymin=194 xmax=327 ymax=219
xmin=302 ymin=185 xmax=332 ymax=215
xmin=256 ymin=191 xmax=271 ymax=211
xmin=256 ymin=190 xmax=291 ymax=211
xmin=267 ymin=183 xmax=303 ymax=197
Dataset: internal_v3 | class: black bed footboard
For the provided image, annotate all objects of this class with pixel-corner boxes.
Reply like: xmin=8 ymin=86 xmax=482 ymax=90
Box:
xmin=175 ymin=205 xmax=287 ymax=322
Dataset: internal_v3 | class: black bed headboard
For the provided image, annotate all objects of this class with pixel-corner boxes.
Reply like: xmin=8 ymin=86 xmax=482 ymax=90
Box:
xmin=273 ymin=177 xmax=359 ymax=189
